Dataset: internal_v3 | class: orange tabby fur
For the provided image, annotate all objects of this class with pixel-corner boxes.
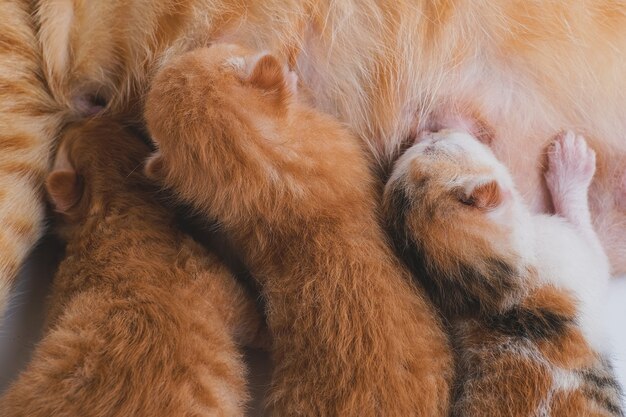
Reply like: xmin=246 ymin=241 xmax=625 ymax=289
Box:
xmin=0 ymin=119 xmax=263 ymax=416
xmin=0 ymin=0 xmax=62 ymax=320
xmin=2 ymin=0 xmax=626 ymax=320
xmin=144 ymin=45 xmax=453 ymax=417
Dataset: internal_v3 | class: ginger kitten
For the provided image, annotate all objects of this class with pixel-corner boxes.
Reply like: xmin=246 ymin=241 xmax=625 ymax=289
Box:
xmin=0 ymin=119 xmax=263 ymax=417
xmin=384 ymin=129 xmax=624 ymax=416
xmin=144 ymin=44 xmax=453 ymax=417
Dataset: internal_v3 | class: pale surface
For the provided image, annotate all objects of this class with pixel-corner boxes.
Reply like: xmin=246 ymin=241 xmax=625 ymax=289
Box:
xmin=1 ymin=237 xmax=625 ymax=414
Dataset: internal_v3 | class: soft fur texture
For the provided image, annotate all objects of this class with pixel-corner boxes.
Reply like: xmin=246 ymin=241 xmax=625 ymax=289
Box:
xmin=383 ymin=128 xmax=624 ymax=416
xmin=144 ymin=44 xmax=453 ymax=416
xmin=0 ymin=119 xmax=263 ymax=417
xmin=0 ymin=0 xmax=62 ymax=321
xmin=2 ymin=0 xmax=626 ymax=319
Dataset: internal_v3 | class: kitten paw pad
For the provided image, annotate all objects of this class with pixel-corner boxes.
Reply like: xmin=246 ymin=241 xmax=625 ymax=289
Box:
xmin=545 ymin=131 xmax=596 ymax=190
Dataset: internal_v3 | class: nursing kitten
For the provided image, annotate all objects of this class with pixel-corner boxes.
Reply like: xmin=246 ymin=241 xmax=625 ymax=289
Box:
xmin=0 ymin=119 xmax=263 ymax=417
xmin=383 ymin=129 xmax=624 ymax=416
xmin=144 ymin=44 xmax=452 ymax=417
xmin=3 ymin=0 xmax=626 ymax=321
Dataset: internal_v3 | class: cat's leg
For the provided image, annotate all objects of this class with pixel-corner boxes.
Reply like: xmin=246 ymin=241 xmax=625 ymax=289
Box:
xmin=544 ymin=131 xmax=601 ymax=249
xmin=0 ymin=0 xmax=62 ymax=321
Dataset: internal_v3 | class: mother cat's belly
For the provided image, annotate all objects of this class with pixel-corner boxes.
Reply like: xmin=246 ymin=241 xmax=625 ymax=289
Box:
xmin=298 ymin=52 xmax=626 ymax=273
xmin=41 ymin=0 xmax=626 ymax=273
xmin=296 ymin=76 xmax=626 ymax=274
xmin=290 ymin=7 xmax=626 ymax=275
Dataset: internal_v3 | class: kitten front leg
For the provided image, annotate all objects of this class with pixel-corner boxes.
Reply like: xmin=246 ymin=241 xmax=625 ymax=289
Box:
xmin=545 ymin=131 xmax=597 ymax=237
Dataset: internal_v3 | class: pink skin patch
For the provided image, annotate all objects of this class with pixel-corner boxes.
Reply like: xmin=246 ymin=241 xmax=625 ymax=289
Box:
xmin=544 ymin=131 xmax=596 ymax=228
xmin=417 ymin=108 xmax=494 ymax=146
xmin=424 ymin=112 xmax=477 ymax=137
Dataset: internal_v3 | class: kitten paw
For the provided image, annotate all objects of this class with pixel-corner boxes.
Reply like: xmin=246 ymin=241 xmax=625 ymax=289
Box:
xmin=545 ymin=131 xmax=596 ymax=194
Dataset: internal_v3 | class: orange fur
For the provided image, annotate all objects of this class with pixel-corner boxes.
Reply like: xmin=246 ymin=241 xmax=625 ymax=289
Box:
xmin=0 ymin=119 xmax=263 ymax=416
xmin=454 ymin=328 xmax=554 ymax=417
xmin=0 ymin=0 xmax=62 ymax=320
xmin=3 ymin=0 xmax=626 ymax=319
xmin=144 ymin=45 xmax=453 ymax=416
xmin=46 ymin=169 xmax=82 ymax=212
xmin=461 ymin=180 xmax=502 ymax=211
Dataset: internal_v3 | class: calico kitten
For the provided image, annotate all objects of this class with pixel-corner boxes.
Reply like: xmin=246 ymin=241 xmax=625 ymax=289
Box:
xmin=0 ymin=119 xmax=263 ymax=417
xmin=383 ymin=128 xmax=624 ymax=416
xmin=143 ymin=44 xmax=453 ymax=417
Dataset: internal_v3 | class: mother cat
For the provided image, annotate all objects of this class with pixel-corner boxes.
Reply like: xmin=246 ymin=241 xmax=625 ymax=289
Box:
xmin=1 ymin=0 xmax=626 ymax=316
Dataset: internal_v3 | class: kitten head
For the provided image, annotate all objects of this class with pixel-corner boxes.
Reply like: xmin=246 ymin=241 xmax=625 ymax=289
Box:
xmin=145 ymin=44 xmax=298 ymax=180
xmin=46 ymin=119 xmax=152 ymax=235
xmin=384 ymin=129 xmax=533 ymax=316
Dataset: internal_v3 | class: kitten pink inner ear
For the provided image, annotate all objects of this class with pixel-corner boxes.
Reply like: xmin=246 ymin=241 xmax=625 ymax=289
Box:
xmin=46 ymin=170 xmax=82 ymax=213
xmin=465 ymin=181 xmax=503 ymax=210
xmin=248 ymin=54 xmax=286 ymax=93
xmin=144 ymin=152 xmax=165 ymax=180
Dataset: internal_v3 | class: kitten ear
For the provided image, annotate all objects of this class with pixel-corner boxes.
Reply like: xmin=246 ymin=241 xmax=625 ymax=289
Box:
xmin=144 ymin=152 xmax=166 ymax=180
xmin=461 ymin=180 xmax=503 ymax=210
xmin=247 ymin=54 xmax=292 ymax=104
xmin=248 ymin=55 xmax=284 ymax=90
xmin=46 ymin=169 xmax=83 ymax=213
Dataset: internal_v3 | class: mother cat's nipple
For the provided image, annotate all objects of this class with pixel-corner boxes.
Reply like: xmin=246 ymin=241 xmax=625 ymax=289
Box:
xmin=421 ymin=104 xmax=495 ymax=146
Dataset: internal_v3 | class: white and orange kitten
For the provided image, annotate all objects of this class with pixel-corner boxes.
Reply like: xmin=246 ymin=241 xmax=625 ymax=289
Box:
xmin=384 ymin=129 xmax=624 ymax=416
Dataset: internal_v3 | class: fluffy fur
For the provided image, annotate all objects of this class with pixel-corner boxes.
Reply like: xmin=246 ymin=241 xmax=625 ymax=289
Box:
xmin=0 ymin=0 xmax=62 ymax=321
xmin=0 ymin=119 xmax=263 ymax=416
xmin=383 ymin=128 xmax=624 ymax=416
xmin=2 ymin=0 xmax=626 ymax=319
xmin=144 ymin=44 xmax=453 ymax=416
